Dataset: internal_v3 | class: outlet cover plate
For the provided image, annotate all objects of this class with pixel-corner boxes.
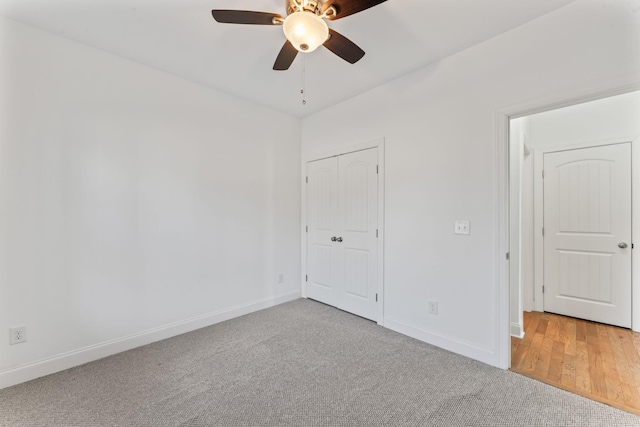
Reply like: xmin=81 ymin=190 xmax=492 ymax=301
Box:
xmin=428 ymin=301 xmax=438 ymax=315
xmin=10 ymin=326 xmax=26 ymax=345
xmin=454 ymin=220 xmax=470 ymax=235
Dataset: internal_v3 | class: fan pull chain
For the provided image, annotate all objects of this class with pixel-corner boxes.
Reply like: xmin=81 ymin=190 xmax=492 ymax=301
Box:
xmin=301 ymin=54 xmax=307 ymax=106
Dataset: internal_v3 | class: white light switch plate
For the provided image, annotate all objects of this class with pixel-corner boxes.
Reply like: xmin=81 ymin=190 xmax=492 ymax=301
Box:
xmin=455 ymin=220 xmax=470 ymax=235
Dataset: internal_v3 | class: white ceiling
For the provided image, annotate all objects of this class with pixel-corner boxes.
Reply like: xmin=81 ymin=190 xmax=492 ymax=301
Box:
xmin=0 ymin=0 xmax=576 ymax=117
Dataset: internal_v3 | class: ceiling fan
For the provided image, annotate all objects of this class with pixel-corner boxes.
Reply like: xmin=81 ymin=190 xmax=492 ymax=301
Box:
xmin=212 ymin=0 xmax=388 ymax=70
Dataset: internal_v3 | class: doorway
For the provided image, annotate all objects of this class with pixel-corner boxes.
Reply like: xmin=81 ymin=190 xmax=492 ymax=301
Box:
xmin=509 ymin=91 xmax=640 ymax=336
xmin=506 ymin=90 xmax=640 ymax=413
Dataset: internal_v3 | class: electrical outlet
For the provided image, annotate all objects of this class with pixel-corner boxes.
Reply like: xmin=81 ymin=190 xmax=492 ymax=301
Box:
xmin=10 ymin=326 xmax=27 ymax=345
xmin=277 ymin=273 xmax=284 ymax=284
xmin=428 ymin=301 xmax=439 ymax=315
xmin=454 ymin=220 xmax=470 ymax=235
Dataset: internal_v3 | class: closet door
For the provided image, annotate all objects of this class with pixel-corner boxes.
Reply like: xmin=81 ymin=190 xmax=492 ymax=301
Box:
xmin=307 ymin=156 xmax=339 ymax=306
xmin=306 ymin=148 xmax=379 ymax=321
xmin=336 ymin=149 xmax=379 ymax=320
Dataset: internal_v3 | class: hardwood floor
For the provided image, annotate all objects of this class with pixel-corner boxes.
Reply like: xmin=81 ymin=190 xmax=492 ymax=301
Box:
xmin=511 ymin=311 xmax=640 ymax=416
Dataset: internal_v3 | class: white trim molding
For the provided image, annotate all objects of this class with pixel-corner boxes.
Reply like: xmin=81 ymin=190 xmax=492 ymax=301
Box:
xmin=0 ymin=291 xmax=301 ymax=390
xmin=510 ymin=322 xmax=525 ymax=339
xmin=494 ymin=112 xmax=511 ymax=370
xmin=385 ymin=315 xmax=496 ymax=366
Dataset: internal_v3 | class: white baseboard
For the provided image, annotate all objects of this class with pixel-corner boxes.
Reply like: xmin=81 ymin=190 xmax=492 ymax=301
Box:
xmin=510 ymin=322 xmax=525 ymax=339
xmin=0 ymin=291 xmax=300 ymax=390
xmin=384 ymin=316 xmax=496 ymax=367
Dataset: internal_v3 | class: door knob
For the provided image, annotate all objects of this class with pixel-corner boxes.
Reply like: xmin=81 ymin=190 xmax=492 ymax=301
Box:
xmin=331 ymin=236 xmax=337 ymax=242
xmin=336 ymin=237 xmax=343 ymax=242
xmin=618 ymin=242 xmax=628 ymax=249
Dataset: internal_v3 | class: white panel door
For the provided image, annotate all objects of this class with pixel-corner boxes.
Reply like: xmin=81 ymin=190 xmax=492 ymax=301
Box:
xmin=543 ymin=143 xmax=631 ymax=327
xmin=306 ymin=148 xmax=379 ymax=321
xmin=307 ymin=157 xmax=338 ymax=306
xmin=336 ymin=149 xmax=379 ymax=320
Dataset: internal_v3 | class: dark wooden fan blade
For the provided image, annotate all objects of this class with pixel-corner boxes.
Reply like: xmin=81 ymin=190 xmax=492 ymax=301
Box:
xmin=321 ymin=0 xmax=387 ymax=20
xmin=211 ymin=10 xmax=284 ymax=25
xmin=323 ymin=29 xmax=365 ymax=64
xmin=273 ymin=40 xmax=299 ymax=70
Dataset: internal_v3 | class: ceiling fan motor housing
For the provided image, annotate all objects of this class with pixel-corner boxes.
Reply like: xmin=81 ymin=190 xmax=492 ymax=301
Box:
xmin=287 ymin=0 xmax=322 ymax=16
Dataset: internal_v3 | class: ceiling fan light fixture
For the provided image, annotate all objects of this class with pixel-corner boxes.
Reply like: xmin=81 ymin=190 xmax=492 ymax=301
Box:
xmin=282 ymin=12 xmax=329 ymax=52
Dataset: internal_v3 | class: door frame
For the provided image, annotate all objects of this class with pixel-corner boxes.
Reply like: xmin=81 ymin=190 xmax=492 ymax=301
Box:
xmin=495 ymin=80 xmax=640 ymax=370
xmin=301 ymin=138 xmax=385 ymax=325
xmin=533 ymin=138 xmax=636 ymax=314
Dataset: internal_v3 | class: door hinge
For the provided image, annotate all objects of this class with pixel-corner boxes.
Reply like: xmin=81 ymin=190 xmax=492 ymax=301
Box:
xmin=542 ymin=227 xmax=545 ymax=236
xmin=376 ymin=165 xmax=379 ymax=174
xmin=542 ymin=285 xmax=545 ymax=293
xmin=376 ymin=293 xmax=378 ymax=302
xmin=306 ymin=225 xmax=308 ymax=233
xmin=542 ymin=170 xmax=545 ymax=179
xmin=506 ymin=252 xmax=510 ymax=260
xmin=376 ymin=229 xmax=379 ymax=238
xmin=306 ymin=176 xmax=308 ymax=184
xmin=305 ymin=275 xmax=308 ymax=282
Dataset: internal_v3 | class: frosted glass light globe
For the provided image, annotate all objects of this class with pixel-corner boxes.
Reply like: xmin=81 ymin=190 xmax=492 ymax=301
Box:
xmin=283 ymin=12 xmax=329 ymax=52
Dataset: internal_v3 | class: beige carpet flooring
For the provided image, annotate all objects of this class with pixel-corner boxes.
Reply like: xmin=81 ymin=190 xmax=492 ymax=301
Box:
xmin=1 ymin=299 xmax=639 ymax=426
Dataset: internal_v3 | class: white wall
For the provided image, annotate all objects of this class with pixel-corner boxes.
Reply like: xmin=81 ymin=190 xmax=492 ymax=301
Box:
xmin=301 ymin=0 xmax=640 ymax=367
xmin=528 ymin=91 xmax=640 ymax=147
xmin=524 ymin=90 xmax=640 ymax=331
xmin=0 ymin=16 xmax=301 ymax=387
xmin=520 ymin=123 xmax=534 ymax=313
xmin=509 ymin=118 xmax=524 ymax=338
